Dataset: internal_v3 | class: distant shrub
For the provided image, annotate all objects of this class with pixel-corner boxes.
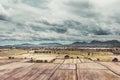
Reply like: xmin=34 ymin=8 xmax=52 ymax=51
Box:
xmin=34 ymin=51 xmax=40 ymax=53
xmin=44 ymin=60 xmax=48 ymax=63
xmin=30 ymin=57 xmax=33 ymax=62
xmin=36 ymin=60 xmax=43 ymax=63
xmin=50 ymin=59 xmax=56 ymax=63
xmin=12 ymin=57 xmax=14 ymax=59
xmin=53 ymin=59 xmax=56 ymax=61
xmin=64 ymin=55 xmax=70 ymax=59
xmin=8 ymin=57 xmax=14 ymax=59
xmin=8 ymin=57 xmax=12 ymax=59
xmin=112 ymin=58 xmax=118 ymax=62
xmin=88 ymin=53 xmax=90 ymax=56
xmin=40 ymin=60 xmax=43 ymax=63
xmin=97 ymin=58 xmax=100 ymax=61
xmin=30 ymin=59 xmax=33 ymax=62
xmin=50 ymin=60 xmax=53 ymax=63
xmin=77 ymin=56 xmax=79 ymax=59
xmin=88 ymin=58 xmax=92 ymax=60
xmin=30 ymin=60 xmax=33 ymax=62
xmin=49 ymin=51 xmax=51 ymax=53
xmin=34 ymin=51 xmax=38 ymax=53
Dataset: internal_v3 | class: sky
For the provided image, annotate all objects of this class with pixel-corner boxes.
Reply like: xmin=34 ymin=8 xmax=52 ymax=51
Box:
xmin=0 ymin=0 xmax=120 ymax=45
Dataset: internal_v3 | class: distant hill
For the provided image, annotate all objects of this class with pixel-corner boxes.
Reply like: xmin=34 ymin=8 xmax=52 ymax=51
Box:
xmin=70 ymin=40 xmax=120 ymax=47
xmin=13 ymin=43 xmax=35 ymax=47
xmin=39 ymin=43 xmax=63 ymax=46
xmin=10 ymin=43 xmax=63 ymax=47
xmin=1 ymin=40 xmax=120 ymax=47
xmin=20 ymin=43 xmax=34 ymax=46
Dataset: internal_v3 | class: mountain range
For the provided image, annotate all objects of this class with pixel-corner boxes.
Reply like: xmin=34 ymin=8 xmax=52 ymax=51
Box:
xmin=70 ymin=40 xmax=120 ymax=47
xmin=1 ymin=40 xmax=120 ymax=47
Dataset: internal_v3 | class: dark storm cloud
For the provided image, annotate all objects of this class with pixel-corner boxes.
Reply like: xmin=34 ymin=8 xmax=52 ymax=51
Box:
xmin=30 ymin=25 xmax=46 ymax=31
xmin=37 ymin=20 xmax=111 ymax=36
xmin=0 ymin=0 xmax=120 ymax=44
xmin=64 ymin=20 xmax=81 ymax=27
xmin=0 ymin=15 xmax=8 ymax=21
xmin=37 ymin=20 xmax=82 ymax=33
xmin=91 ymin=28 xmax=111 ymax=35
xmin=36 ymin=20 xmax=68 ymax=33
xmin=50 ymin=27 xmax=67 ymax=33
xmin=41 ymin=20 xmax=82 ymax=29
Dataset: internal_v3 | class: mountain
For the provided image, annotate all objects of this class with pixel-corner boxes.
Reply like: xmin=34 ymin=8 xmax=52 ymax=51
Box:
xmin=20 ymin=43 xmax=34 ymax=46
xmin=39 ymin=43 xmax=63 ymax=46
xmin=13 ymin=43 xmax=35 ymax=47
xmin=70 ymin=40 xmax=120 ymax=47
xmin=70 ymin=41 xmax=88 ymax=46
xmin=72 ymin=41 xmax=87 ymax=44
xmin=11 ymin=43 xmax=63 ymax=47
xmin=1 ymin=40 xmax=120 ymax=47
xmin=90 ymin=40 xmax=103 ymax=44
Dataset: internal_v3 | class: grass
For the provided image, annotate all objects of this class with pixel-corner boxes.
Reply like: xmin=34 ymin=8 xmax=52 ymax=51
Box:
xmin=0 ymin=49 xmax=118 ymax=62
xmin=88 ymin=56 xmax=112 ymax=62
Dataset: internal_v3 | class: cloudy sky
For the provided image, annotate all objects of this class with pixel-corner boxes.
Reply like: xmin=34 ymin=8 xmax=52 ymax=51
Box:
xmin=0 ymin=0 xmax=120 ymax=45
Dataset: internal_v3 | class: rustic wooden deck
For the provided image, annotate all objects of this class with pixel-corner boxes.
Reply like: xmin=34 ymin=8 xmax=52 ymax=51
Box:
xmin=0 ymin=59 xmax=120 ymax=80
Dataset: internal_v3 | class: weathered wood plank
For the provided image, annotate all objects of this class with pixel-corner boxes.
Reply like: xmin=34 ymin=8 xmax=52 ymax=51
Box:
xmin=77 ymin=69 xmax=120 ymax=80
xmin=59 ymin=64 xmax=76 ymax=70
xmin=49 ymin=70 xmax=76 ymax=80
xmin=100 ymin=62 xmax=120 ymax=75
xmin=77 ymin=63 xmax=107 ymax=70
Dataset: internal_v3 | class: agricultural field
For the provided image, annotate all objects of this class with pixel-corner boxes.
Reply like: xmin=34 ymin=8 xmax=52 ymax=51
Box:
xmin=0 ymin=49 xmax=27 ymax=59
xmin=0 ymin=49 xmax=120 ymax=80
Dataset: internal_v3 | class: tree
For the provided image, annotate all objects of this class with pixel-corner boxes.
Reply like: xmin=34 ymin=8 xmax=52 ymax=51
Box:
xmin=112 ymin=58 xmax=118 ymax=62
xmin=64 ymin=55 xmax=70 ymax=59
